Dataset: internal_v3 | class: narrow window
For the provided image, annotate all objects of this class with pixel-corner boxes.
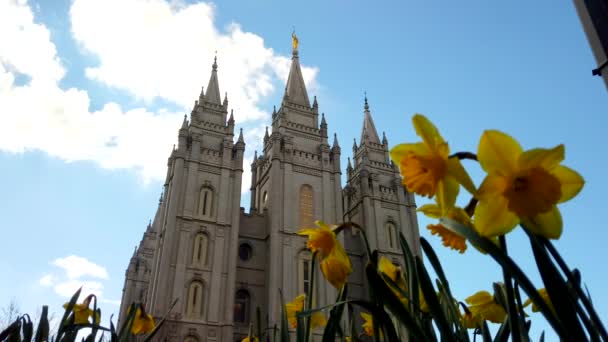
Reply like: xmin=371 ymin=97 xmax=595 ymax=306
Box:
xmin=187 ymin=281 xmax=204 ymax=318
xmin=192 ymin=234 xmax=208 ymax=266
xmin=298 ymin=250 xmax=313 ymax=295
xmin=233 ymin=290 xmax=250 ymax=323
xmin=202 ymin=192 xmax=208 ymax=216
xmin=386 ymin=222 xmax=397 ymax=249
xmin=199 ymin=187 xmax=213 ymax=218
xmin=303 ymin=259 xmax=310 ymax=294
xmin=299 ymin=185 xmax=314 ymax=228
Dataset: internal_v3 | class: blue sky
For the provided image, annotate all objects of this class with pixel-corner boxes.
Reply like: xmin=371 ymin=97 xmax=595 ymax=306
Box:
xmin=0 ymin=0 xmax=606 ymax=339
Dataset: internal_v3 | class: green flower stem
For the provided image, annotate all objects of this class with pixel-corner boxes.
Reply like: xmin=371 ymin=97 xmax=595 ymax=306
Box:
xmin=541 ymin=237 xmax=608 ymax=340
xmin=305 ymin=251 xmax=318 ymax=342
xmin=448 ymin=151 xmax=478 ymax=161
xmin=339 ymin=222 xmax=372 ymax=260
xmin=499 ymin=235 xmax=522 ymax=342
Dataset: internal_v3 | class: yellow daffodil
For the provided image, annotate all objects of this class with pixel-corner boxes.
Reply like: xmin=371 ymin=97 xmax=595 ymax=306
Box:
xmin=361 ymin=312 xmax=375 ymax=337
xmin=378 ymin=256 xmax=407 ymax=303
xmin=475 ymin=130 xmax=584 ymax=239
xmin=284 ymin=294 xmax=326 ymax=329
xmin=419 ymin=202 xmax=472 ymax=253
xmin=63 ymin=296 xmax=94 ymax=324
xmin=285 ymin=294 xmax=305 ymax=328
xmin=241 ymin=336 xmax=260 ymax=342
xmin=419 ymin=288 xmax=430 ymax=313
xmin=461 ymin=308 xmax=483 ymax=329
xmin=465 ymin=291 xmax=507 ymax=324
xmin=131 ymin=307 xmax=155 ymax=335
xmin=345 ymin=337 xmax=352 ymax=342
xmin=310 ymin=311 xmax=328 ymax=330
xmin=524 ymin=288 xmax=554 ymax=314
xmin=390 ymin=114 xmax=476 ymax=210
xmin=298 ymin=221 xmax=353 ymax=289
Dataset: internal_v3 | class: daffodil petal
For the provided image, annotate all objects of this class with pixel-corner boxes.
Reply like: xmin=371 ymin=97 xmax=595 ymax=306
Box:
xmin=417 ymin=204 xmax=442 ymax=219
xmin=552 ymin=165 xmax=584 ymax=203
xmin=477 ymin=174 xmax=508 ymax=201
xmin=310 ymin=312 xmax=327 ymax=329
xmin=474 ymin=197 xmax=519 ymax=237
xmin=390 ymin=142 xmax=429 ymax=165
xmin=446 ymin=157 xmax=477 ymax=195
xmin=478 ymin=130 xmax=522 ymax=175
xmin=412 ymin=114 xmax=445 ymax=151
xmin=518 ymin=145 xmax=564 ymax=170
xmin=465 ymin=291 xmax=493 ymax=305
xmin=523 ymin=206 xmax=563 ymax=239
xmin=436 ymin=176 xmax=459 ymax=213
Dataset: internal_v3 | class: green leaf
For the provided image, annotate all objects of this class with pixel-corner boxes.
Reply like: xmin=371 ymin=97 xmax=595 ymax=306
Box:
xmin=523 ymin=227 xmax=586 ymax=340
xmin=143 ymin=298 xmax=178 ymax=342
xmin=415 ymin=257 xmax=455 ymax=342
xmin=256 ymin=307 xmax=262 ymax=340
xmin=399 ymin=233 xmax=421 ymax=328
xmin=278 ymin=289 xmax=291 ymax=342
xmin=322 ymin=284 xmax=348 ymax=342
xmin=365 ymin=262 xmax=430 ymax=341
xmin=0 ymin=319 xmax=21 ymax=341
xmin=21 ymin=314 xmax=33 ymax=342
xmin=481 ymin=320 xmax=492 ymax=342
xmin=494 ymin=318 xmax=511 ymax=342
xmin=56 ymin=287 xmax=82 ymax=339
xmin=117 ymin=303 xmax=138 ymax=341
xmin=34 ymin=306 xmax=49 ymax=342
xmin=439 ymin=218 xmax=565 ymax=337
xmin=420 ymin=238 xmax=467 ymax=340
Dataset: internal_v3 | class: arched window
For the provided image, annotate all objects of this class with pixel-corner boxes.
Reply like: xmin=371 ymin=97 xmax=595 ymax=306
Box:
xmin=298 ymin=250 xmax=313 ymax=294
xmin=199 ymin=187 xmax=214 ymax=218
xmin=386 ymin=222 xmax=397 ymax=250
xmin=186 ymin=281 xmax=204 ymax=319
xmin=192 ymin=233 xmax=208 ymax=266
xmin=233 ymin=289 xmax=251 ymax=324
xmin=299 ymin=185 xmax=314 ymax=229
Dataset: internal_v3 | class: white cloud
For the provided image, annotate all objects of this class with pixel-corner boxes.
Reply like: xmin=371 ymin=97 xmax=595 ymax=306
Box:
xmin=69 ymin=0 xmax=318 ymax=122
xmin=53 ymin=255 xmax=108 ymax=280
xmin=0 ymin=0 xmax=320 ymax=185
xmin=40 ymin=255 xmax=107 ymax=300
xmin=54 ymin=280 xmax=104 ymax=298
xmin=101 ymin=299 xmax=121 ymax=306
xmin=39 ymin=274 xmax=55 ymax=287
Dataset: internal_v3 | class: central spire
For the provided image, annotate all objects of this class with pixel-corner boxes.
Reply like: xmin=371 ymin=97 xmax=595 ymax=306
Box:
xmin=361 ymin=94 xmax=381 ymax=144
xmin=205 ymin=54 xmax=222 ymax=105
xmin=284 ymin=32 xmax=311 ymax=108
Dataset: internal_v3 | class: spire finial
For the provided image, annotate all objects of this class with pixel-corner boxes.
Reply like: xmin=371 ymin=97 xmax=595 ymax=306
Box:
xmin=364 ymin=91 xmax=369 ymax=111
xmin=181 ymin=114 xmax=188 ymax=129
xmin=237 ymin=128 xmax=244 ymax=143
xmin=213 ymin=51 xmax=218 ymax=70
xmin=292 ymin=29 xmax=299 ymax=51
xmin=332 ymin=133 xmax=340 ymax=148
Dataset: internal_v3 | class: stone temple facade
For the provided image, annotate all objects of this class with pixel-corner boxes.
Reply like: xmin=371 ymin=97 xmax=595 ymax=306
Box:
xmin=118 ymin=44 xmax=421 ymax=342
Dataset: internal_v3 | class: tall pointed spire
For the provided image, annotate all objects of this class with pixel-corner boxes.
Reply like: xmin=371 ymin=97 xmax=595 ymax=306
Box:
xmin=205 ymin=54 xmax=222 ymax=105
xmin=284 ymin=32 xmax=311 ymax=107
xmin=361 ymin=94 xmax=381 ymax=144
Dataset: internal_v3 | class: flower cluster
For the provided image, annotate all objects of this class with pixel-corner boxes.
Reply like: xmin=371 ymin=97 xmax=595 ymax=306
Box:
xmin=390 ymin=114 xmax=584 ymax=249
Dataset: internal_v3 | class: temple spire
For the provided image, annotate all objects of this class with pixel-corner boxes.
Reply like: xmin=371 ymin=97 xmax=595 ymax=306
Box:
xmin=283 ymin=32 xmax=311 ymax=107
xmin=360 ymin=94 xmax=380 ymax=144
xmin=205 ymin=54 xmax=222 ymax=105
